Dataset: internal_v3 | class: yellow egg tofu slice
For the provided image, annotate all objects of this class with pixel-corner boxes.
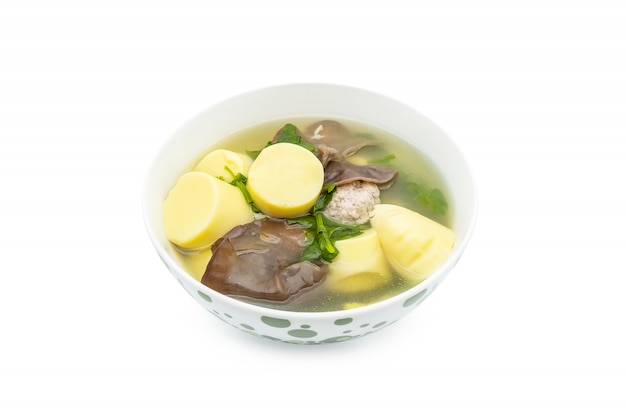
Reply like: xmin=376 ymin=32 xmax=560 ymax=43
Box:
xmin=327 ymin=228 xmax=392 ymax=293
xmin=194 ymin=149 xmax=253 ymax=182
xmin=162 ymin=171 xmax=254 ymax=250
xmin=246 ymin=143 xmax=324 ymax=218
xmin=171 ymin=247 xmax=212 ymax=281
xmin=370 ymin=204 xmax=456 ymax=283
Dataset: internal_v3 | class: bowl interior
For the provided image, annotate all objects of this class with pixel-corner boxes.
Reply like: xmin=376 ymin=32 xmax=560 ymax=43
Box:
xmin=143 ymin=83 xmax=476 ymax=332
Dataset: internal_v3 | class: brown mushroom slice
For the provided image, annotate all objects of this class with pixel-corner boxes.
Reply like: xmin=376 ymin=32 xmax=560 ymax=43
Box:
xmin=323 ymin=160 xmax=399 ymax=189
xmin=201 ymin=218 xmax=327 ymax=302
xmin=272 ymin=120 xmax=373 ymax=167
xmin=304 ymin=120 xmax=373 ymax=166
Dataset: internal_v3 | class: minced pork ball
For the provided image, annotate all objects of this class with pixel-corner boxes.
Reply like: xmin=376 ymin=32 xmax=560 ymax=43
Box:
xmin=323 ymin=181 xmax=380 ymax=225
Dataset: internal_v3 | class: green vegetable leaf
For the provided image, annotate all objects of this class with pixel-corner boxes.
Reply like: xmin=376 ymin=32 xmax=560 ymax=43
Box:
xmin=289 ymin=186 xmax=363 ymax=263
xmin=272 ymin=123 xmax=316 ymax=152
xmin=223 ymin=167 xmax=261 ymax=213
xmin=401 ymin=180 xmax=448 ymax=216
xmin=416 ymin=187 xmax=448 ymax=215
xmin=287 ymin=215 xmax=316 ymax=229
xmin=329 ymin=224 xmax=364 ymax=242
xmin=246 ymin=149 xmax=262 ymax=160
xmin=299 ymin=241 xmax=323 ymax=262
xmin=312 ymin=184 xmax=335 ymax=212
xmin=247 ymin=123 xmax=316 ymax=160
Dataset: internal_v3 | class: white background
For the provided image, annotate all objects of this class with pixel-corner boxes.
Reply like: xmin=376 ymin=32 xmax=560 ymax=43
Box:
xmin=1 ymin=0 xmax=625 ymax=415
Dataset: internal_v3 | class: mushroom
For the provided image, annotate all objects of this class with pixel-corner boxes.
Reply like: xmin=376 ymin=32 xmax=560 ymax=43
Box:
xmin=323 ymin=160 xmax=398 ymax=189
xmin=272 ymin=120 xmax=373 ymax=167
xmin=201 ymin=217 xmax=327 ymax=302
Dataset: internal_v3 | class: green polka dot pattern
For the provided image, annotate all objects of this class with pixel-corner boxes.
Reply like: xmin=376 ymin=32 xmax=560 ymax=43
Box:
xmin=197 ymin=291 xmax=212 ymax=303
xmin=403 ymin=289 xmax=427 ymax=307
xmin=186 ymin=278 xmax=433 ymax=344
xmin=261 ymin=316 xmax=291 ymax=328
xmin=287 ymin=329 xmax=317 ymax=338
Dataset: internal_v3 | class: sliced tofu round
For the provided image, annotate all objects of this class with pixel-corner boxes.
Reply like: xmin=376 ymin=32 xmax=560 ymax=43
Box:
xmin=194 ymin=149 xmax=253 ymax=182
xmin=246 ymin=143 xmax=324 ymax=218
xmin=162 ymin=171 xmax=254 ymax=250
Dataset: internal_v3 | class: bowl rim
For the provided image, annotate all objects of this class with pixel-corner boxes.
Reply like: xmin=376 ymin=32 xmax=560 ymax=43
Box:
xmin=142 ymin=82 xmax=478 ymax=318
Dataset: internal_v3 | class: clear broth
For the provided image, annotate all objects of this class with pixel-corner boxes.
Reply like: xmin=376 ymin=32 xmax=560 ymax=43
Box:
xmin=171 ymin=118 xmax=453 ymax=312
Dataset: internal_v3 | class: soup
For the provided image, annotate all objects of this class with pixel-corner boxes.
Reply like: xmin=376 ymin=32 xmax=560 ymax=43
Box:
xmin=164 ymin=118 xmax=455 ymax=312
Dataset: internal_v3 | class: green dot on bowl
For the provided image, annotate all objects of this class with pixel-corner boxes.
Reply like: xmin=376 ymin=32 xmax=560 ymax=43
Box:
xmin=240 ymin=323 xmax=255 ymax=331
xmin=197 ymin=291 xmax=212 ymax=303
xmin=287 ymin=329 xmax=317 ymax=338
xmin=261 ymin=316 xmax=291 ymax=328
xmin=403 ymin=289 xmax=428 ymax=307
xmin=261 ymin=335 xmax=282 ymax=342
xmin=373 ymin=321 xmax=387 ymax=328
xmin=321 ymin=336 xmax=355 ymax=343
xmin=334 ymin=318 xmax=353 ymax=326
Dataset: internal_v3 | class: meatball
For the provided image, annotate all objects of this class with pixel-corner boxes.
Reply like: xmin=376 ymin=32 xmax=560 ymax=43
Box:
xmin=323 ymin=181 xmax=381 ymax=225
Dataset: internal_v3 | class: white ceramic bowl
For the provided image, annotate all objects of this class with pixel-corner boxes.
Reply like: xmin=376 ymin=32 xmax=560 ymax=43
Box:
xmin=142 ymin=83 xmax=477 ymax=344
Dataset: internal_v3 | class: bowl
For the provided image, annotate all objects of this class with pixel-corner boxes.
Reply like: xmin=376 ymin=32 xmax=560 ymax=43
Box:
xmin=142 ymin=83 xmax=477 ymax=344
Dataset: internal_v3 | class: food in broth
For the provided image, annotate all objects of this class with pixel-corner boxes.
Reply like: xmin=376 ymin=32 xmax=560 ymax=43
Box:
xmin=162 ymin=119 xmax=456 ymax=312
